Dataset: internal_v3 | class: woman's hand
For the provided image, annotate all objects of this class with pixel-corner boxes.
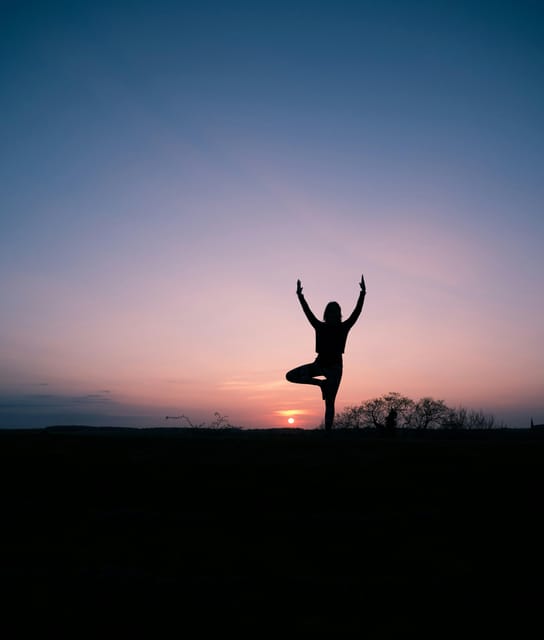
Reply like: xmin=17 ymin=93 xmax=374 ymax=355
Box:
xmin=296 ymin=279 xmax=303 ymax=295
xmin=360 ymin=274 xmax=366 ymax=294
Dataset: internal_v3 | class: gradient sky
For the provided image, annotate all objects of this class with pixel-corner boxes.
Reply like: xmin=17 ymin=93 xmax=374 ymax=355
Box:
xmin=1 ymin=0 xmax=543 ymax=428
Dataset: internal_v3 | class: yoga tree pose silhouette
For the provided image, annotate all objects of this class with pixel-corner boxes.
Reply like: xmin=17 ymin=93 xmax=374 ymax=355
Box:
xmin=286 ymin=274 xmax=366 ymax=430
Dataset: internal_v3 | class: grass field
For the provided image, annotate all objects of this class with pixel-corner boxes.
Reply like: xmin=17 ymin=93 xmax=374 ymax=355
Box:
xmin=1 ymin=427 xmax=542 ymax=635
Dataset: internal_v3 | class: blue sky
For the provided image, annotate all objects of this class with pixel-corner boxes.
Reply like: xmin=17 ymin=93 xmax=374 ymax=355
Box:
xmin=1 ymin=0 xmax=543 ymax=428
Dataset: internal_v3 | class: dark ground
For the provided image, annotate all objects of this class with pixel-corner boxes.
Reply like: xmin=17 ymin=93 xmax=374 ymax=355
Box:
xmin=1 ymin=427 xmax=543 ymax=636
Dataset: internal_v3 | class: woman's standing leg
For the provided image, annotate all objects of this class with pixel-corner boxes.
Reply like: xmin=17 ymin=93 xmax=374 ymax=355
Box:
xmin=322 ymin=365 xmax=343 ymax=430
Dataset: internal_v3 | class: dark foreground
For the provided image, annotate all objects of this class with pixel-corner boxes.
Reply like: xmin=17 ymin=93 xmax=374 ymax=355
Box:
xmin=1 ymin=427 xmax=543 ymax=636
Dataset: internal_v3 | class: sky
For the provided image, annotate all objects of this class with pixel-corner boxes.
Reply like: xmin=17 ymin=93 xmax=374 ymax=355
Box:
xmin=1 ymin=0 xmax=543 ymax=429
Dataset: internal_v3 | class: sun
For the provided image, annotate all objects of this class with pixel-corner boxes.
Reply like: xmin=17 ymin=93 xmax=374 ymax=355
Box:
xmin=287 ymin=417 xmax=295 ymax=424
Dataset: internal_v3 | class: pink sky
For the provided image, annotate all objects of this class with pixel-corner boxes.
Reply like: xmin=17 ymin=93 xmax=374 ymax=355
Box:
xmin=2 ymin=186 xmax=542 ymax=428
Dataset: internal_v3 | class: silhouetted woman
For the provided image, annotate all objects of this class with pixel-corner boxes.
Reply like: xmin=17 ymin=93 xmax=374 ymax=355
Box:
xmin=286 ymin=275 xmax=366 ymax=430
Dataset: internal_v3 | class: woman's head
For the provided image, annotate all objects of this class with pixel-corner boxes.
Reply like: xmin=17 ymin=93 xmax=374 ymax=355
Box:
xmin=324 ymin=301 xmax=342 ymax=324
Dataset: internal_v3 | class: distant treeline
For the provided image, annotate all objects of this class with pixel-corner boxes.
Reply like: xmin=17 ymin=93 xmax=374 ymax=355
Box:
xmin=335 ymin=392 xmax=502 ymax=430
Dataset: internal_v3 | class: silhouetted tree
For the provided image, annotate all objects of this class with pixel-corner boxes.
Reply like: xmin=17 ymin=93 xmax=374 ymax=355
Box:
xmin=334 ymin=404 xmax=366 ymax=429
xmin=443 ymin=407 xmax=496 ymax=430
xmin=365 ymin=392 xmax=415 ymax=430
xmin=411 ymin=397 xmax=449 ymax=429
xmin=466 ymin=409 xmax=495 ymax=429
xmin=335 ymin=393 xmax=500 ymax=430
xmin=442 ymin=407 xmax=468 ymax=430
xmin=335 ymin=392 xmax=414 ymax=429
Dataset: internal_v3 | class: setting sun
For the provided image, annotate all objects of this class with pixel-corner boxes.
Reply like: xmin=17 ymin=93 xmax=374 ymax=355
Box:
xmin=288 ymin=418 xmax=295 ymax=424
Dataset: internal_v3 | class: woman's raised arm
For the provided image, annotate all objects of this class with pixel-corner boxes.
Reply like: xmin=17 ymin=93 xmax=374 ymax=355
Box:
xmin=296 ymin=279 xmax=320 ymax=328
xmin=344 ymin=273 xmax=366 ymax=329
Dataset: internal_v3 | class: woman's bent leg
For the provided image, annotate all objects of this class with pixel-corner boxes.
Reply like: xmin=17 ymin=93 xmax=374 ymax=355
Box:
xmin=286 ymin=362 xmax=323 ymax=388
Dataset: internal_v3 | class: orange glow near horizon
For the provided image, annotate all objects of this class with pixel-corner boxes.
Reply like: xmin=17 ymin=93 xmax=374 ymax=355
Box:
xmin=275 ymin=409 xmax=312 ymax=417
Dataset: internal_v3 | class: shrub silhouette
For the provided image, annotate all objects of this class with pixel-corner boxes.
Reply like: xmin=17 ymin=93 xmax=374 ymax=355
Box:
xmin=335 ymin=392 xmax=499 ymax=430
xmin=164 ymin=412 xmax=239 ymax=429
